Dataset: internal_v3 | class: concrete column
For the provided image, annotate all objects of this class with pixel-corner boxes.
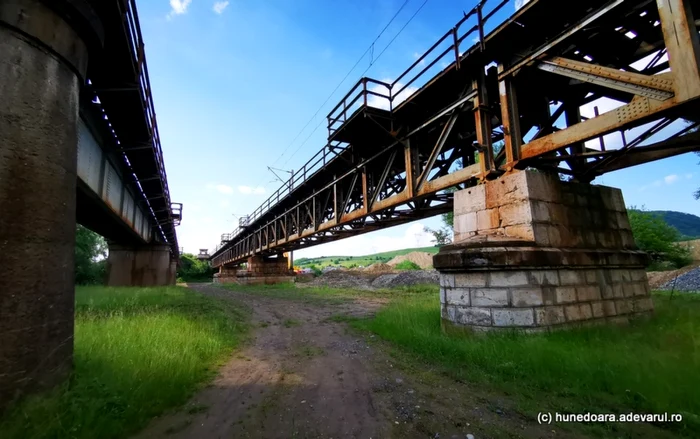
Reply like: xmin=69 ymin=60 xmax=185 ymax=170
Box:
xmin=106 ymin=244 xmax=176 ymax=287
xmin=0 ymin=0 xmax=99 ymax=407
xmin=434 ymin=171 xmax=652 ymax=332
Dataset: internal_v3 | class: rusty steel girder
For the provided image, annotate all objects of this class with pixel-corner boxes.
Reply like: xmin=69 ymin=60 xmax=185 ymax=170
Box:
xmin=212 ymin=0 xmax=700 ymax=268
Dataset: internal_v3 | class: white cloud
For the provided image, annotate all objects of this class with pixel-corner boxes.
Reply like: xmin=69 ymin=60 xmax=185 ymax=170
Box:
xmin=238 ymin=185 xmax=266 ymax=195
xmin=206 ymin=183 xmax=236 ymax=195
xmin=213 ymin=1 xmax=229 ymax=14
xmin=639 ymin=174 xmax=683 ymax=191
xmin=412 ymin=52 xmax=426 ymax=67
xmin=515 ymin=0 xmax=531 ymax=10
xmin=168 ymin=0 xmax=192 ymax=18
xmin=686 ymin=173 xmax=694 ymax=179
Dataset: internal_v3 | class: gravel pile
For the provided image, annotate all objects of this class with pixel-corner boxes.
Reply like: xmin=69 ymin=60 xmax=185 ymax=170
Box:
xmin=659 ymin=266 xmax=700 ymax=291
xmin=301 ymin=269 xmax=439 ymax=290
xmin=371 ymin=270 xmax=439 ymax=288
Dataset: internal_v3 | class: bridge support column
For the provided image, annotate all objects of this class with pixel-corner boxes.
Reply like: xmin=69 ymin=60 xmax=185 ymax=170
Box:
xmin=0 ymin=0 xmax=98 ymax=407
xmin=214 ymin=255 xmax=294 ymax=285
xmin=434 ymin=171 xmax=652 ymax=332
xmin=106 ymin=244 xmax=177 ymax=287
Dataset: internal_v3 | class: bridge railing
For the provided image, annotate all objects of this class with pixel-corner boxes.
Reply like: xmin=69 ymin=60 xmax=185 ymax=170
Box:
xmin=327 ymin=78 xmax=392 ymax=136
xmin=326 ymin=0 xmax=516 ymax=136
xmin=120 ymin=0 xmax=179 ymax=252
xmin=213 ymin=140 xmax=351 ymax=253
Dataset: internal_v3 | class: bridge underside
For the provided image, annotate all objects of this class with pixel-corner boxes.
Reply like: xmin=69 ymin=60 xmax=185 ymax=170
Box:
xmin=212 ymin=0 xmax=700 ymax=269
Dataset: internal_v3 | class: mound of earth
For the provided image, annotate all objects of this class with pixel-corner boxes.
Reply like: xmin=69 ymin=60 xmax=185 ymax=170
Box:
xmin=364 ymin=263 xmax=394 ymax=273
xmin=387 ymin=251 xmax=435 ymax=269
xmin=300 ymin=269 xmax=439 ymax=290
xmin=371 ymin=270 xmax=439 ymax=288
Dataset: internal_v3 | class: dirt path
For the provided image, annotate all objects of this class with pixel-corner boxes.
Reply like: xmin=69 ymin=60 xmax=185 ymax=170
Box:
xmin=134 ymin=284 xmax=580 ymax=439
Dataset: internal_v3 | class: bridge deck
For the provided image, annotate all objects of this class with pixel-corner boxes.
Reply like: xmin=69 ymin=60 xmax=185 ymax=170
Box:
xmin=79 ymin=0 xmax=179 ymax=256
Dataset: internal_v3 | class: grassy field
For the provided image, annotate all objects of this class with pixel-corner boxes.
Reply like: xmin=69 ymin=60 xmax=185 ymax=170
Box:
xmin=0 ymin=286 xmax=248 ymax=439
xmin=295 ymin=245 xmax=439 ymax=268
xmin=354 ymin=290 xmax=700 ymax=437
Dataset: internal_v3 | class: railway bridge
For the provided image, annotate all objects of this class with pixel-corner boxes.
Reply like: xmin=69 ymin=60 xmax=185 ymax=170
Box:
xmin=211 ymin=0 xmax=700 ymax=329
xmin=1 ymin=0 xmax=181 ymax=406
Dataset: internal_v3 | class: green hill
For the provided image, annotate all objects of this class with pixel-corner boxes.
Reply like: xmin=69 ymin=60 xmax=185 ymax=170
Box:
xmin=295 ymin=246 xmax=439 ymax=269
xmin=647 ymin=211 xmax=700 ymax=239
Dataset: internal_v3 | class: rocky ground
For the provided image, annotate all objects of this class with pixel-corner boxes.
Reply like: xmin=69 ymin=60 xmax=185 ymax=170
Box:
xmin=647 ymin=265 xmax=700 ymax=290
xmin=658 ymin=266 xmax=700 ymax=291
xmin=133 ymin=283 xmax=579 ymax=439
xmin=300 ymin=269 xmax=440 ymax=290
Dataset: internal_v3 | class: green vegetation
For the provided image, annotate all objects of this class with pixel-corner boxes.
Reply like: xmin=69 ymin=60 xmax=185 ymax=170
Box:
xmin=295 ymin=246 xmax=439 ymax=269
xmin=75 ymin=225 xmax=107 ymax=285
xmin=629 ymin=209 xmax=692 ymax=269
xmin=0 ymin=286 xmax=248 ymax=439
xmin=648 ymin=210 xmax=700 ymax=239
xmin=178 ymin=252 xmax=216 ymax=282
xmin=354 ymin=291 xmax=700 ymax=437
xmin=394 ymin=260 xmax=421 ymax=270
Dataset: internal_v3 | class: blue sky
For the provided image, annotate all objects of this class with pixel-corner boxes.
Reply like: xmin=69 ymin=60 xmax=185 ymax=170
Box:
xmin=138 ymin=0 xmax=700 ymax=257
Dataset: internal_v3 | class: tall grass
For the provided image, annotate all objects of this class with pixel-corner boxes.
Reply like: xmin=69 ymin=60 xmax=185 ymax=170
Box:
xmin=355 ymin=292 xmax=700 ymax=435
xmin=0 ymin=286 xmax=247 ymax=439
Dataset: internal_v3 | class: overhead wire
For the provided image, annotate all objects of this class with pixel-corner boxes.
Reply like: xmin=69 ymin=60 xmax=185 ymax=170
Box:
xmin=280 ymin=0 xmax=431 ymax=167
xmin=246 ymin=0 xmax=413 ymax=192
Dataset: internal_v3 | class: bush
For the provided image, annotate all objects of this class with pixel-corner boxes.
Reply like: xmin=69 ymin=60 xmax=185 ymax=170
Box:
xmin=308 ymin=264 xmax=322 ymax=276
xmin=178 ymin=253 xmax=216 ymax=281
xmin=629 ymin=209 xmax=693 ymax=268
xmin=75 ymin=225 xmax=107 ymax=285
xmin=394 ymin=260 xmax=421 ymax=270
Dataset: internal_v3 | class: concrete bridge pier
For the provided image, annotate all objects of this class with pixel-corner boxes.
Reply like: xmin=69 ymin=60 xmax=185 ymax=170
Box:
xmin=214 ymin=255 xmax=294 ymax=285
xmin=0 ymin=0 xmax=101 ymax=407
xmin=434 ymin=171 xmax=653 ymax=332
xmin=106 ymin=244 xmax=177 ymax=287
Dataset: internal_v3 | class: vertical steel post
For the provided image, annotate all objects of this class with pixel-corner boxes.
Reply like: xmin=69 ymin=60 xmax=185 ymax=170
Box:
xmin=657 ymin=0 xmax=700 ymax=100
xmin=473 ymin=72 xmax=495 ymax=176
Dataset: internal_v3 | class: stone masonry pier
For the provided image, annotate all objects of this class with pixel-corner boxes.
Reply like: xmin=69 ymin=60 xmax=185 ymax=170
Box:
xmin=434 ymin=170 xmax=653 ymax=332
xmin=214 ymin=255 xmax=294 ymax=285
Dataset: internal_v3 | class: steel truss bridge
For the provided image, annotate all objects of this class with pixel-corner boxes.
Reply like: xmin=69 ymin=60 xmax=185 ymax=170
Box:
xmin=76 ymin=0 xmax=181 ymax=258
xmin=212 ymin=0 xmax=700 ymax=268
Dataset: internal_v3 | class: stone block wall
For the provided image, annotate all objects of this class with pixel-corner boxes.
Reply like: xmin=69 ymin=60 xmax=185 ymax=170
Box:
xmin=453 ymin=171 xmax=635 ymax=250
xmin=435 ymin=170 xmax=653 ymax=331
xmin=440 ymin=267 xmax=652 ymax=331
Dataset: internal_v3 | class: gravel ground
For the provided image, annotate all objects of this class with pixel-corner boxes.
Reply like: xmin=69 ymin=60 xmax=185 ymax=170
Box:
xmin=371 ymin=270 xmax=439 ymax=288
xmin=302 ymin=269 xmax=439 ymax=290
xmin=659 ymin=266 xmax=700 ymax=291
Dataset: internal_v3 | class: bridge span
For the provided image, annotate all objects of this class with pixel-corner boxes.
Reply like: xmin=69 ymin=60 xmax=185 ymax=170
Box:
xmin=1 ymin=0 xmax=181 ymax=406
xmin=212 ymin=0 xmax=700 ymax=270
xmin=211 ymin=0 xmax=700 ymax=330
